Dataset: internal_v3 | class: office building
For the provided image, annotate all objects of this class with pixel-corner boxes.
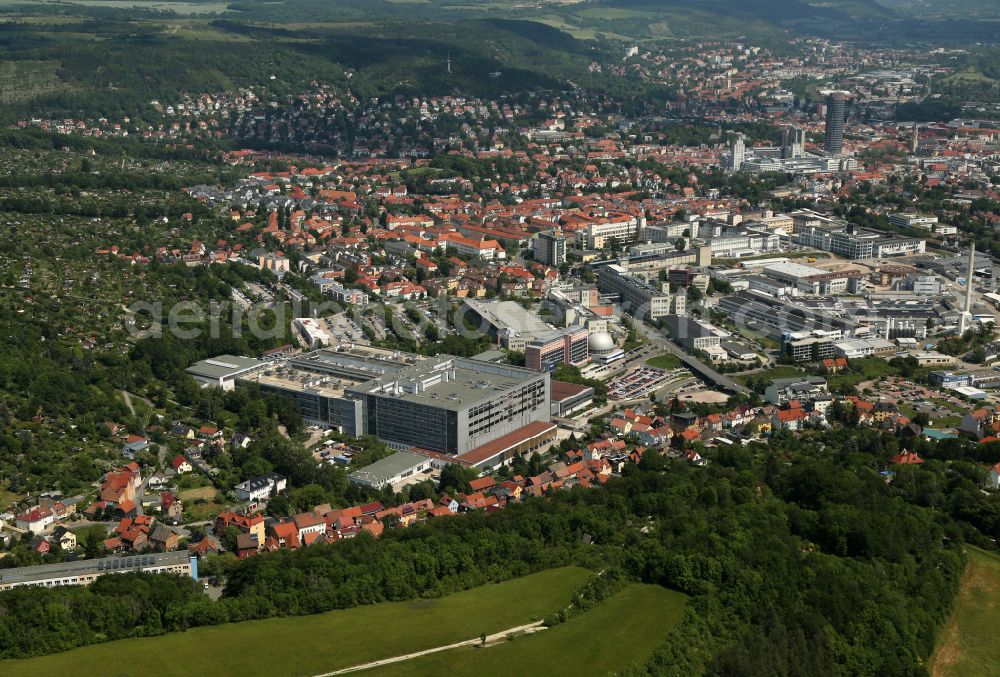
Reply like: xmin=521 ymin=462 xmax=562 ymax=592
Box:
xmin=597 ymin=264 xmax=673 ymax=320
xmin=579 ymin=215 xmax=643 ymax=250
xmin=533 ymin=230 xmax=567 ymax=267
xmin=832 ymin=338 xmax=896 ymax=359
xmin=662 ymin=316 xmax=722 ymax=351
xmin=543 ymin=286 xmax=612 ymax=334
xmin=225 ymin=347 xmax=557 ymax=472
xmin=889 ymin=213 xmax=938 ymax=230
xmin=906 ymin=274 xmax=941 ymax=295
xmin=823 ymin=92 xmax=848 ymax=155
xmin=0 ymin=551 xmax=196 ymax=591
xmin=782 ymin=331 xmax=840 ymax=362
xmin=794 ymin=223 xmax=925 ymax=260
xmin=245 ymin=346 xmax=419 ymax=435
xmin=524 ymin=326 xmax=590 ymax=371
xmin=729 ymin=134 xmax=746 ymax=172
xmin=928 ymin=371 xmax=971 ymax=388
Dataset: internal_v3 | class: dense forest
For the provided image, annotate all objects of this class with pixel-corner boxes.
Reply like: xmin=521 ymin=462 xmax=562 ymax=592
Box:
xmin=0 ymin=425 xmax=980 ymax=675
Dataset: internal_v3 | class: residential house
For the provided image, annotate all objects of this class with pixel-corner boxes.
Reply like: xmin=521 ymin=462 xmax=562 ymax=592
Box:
xmin=122 ymin=435 xmax=150 ymax=459
xmin=149 ymin=524 xmax=179 ymax=551
xmin=52 ymin=526 xmax=77 ymax=551
xmin=215 ymin=512 xmax=266 ymax=545
xmin=161 ymin=492 xmax=184 ymax=523
xmin=292 ymin=512 xmax=327 ymax=542
xmin=960 ymin=408 xmax=1000 ymax=439
xmin=171 ymin=455 xmax=194 ymax=474
xmin=15 ymin=506 xmax=55 ymax=535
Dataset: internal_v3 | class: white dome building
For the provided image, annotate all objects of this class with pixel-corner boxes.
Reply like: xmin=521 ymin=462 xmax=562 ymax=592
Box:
xmin=588 ymin=331 xmax=616 ymax=355
xmin=588 ymin=332 xmax=625 ymax=365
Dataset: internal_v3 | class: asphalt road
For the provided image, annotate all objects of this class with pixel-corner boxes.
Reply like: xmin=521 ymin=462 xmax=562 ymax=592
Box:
xmin=632 ymin=319 xmax=751 ymax=396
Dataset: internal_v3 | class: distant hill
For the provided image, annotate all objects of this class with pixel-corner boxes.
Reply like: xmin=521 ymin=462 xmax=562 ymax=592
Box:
xmin=584 ymin=0 xmax=999 ymax=41
xmin=874 ymin=0 xmax=1000 ymax=18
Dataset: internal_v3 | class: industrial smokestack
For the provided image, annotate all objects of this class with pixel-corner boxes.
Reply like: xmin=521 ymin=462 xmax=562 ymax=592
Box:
xmin=959 ymin=242 xmax=975 ymax=336
xmin=966 ymin=242 xmax=975 ymax=315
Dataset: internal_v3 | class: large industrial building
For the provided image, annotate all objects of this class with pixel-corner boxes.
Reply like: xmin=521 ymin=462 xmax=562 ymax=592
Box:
xmin=760 ymin=261 xmax=862 ymax=295
xmin=347 ymin=356 xmax=550 ymax=456
xmin=219 ymin=346 xmax=557 ymax=472
xmin=463 ymin=299 xmax=561 ymax=350
xmin=240 ymin=346 xmax=418 ymax=436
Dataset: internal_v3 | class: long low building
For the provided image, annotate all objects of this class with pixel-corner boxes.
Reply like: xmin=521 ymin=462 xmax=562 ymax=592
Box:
xmin=833 ymin=338 xmax=896 ymax=359
xmin=416 ymin=420 xmax=558 ymax=472
xmin=0 ymin=551 xmax=197 ymax=591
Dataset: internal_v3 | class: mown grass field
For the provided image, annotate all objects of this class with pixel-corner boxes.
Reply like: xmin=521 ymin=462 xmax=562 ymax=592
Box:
xmin=930 ymin=547 xmax=1000 ymax=677
xmin=647 ymin=353 xmax=682 ymax=370
xmin=0 ymin=567 xmax=592 ymax=677
xmin=358 ymin=583 xmax=688 ymax=676
xmin=733 ymin=365 xmax=804 ymax=385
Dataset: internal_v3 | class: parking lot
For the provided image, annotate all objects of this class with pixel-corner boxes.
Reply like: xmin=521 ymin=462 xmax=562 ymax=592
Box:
xmin=608 ymin=366 xmax=686 ymax=401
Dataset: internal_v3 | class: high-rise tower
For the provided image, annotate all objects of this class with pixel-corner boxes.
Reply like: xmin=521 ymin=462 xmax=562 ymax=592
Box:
xmin=823 ymin=92 xmax=848 ymax=155
xmin=729 ymin=134 xmax=746 ymax=172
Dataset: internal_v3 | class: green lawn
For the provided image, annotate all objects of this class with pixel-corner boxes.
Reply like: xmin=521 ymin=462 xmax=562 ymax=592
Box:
xmin=360 ymin=583 xmax=687 ymax=676
xmin=827 ymin=357 xmax=895 ymax=391
xmin=647 ymin=353 xmax=682 ymax=370
xmin=0 ymin=486 xmax=21 ymax=511
xmin=1 ymin=567 xmax=592 ymax=677
xmin=733 ymin=365 xmax=804 ymax=385
xmin=930 ymin=547 xmax=1000 ymax=677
